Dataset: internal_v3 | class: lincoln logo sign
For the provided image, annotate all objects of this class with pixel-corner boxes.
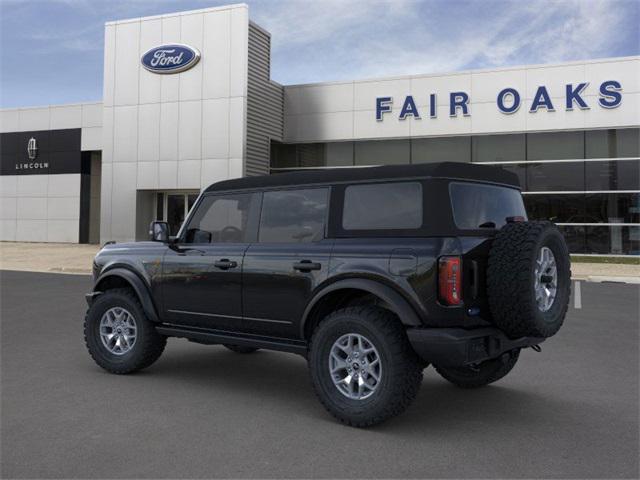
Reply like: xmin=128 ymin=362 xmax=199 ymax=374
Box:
xmin=141 ymin=44 xmax=201 ymax=74
xmin=376 ymin=80 xmax=622 ymax=120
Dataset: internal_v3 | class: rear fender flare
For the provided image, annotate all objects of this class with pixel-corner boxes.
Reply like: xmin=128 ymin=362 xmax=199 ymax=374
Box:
xmin=301 ymin=278 xmax=422 ymax=337
xmin=93 ymin=268 xmax=159 ymax=323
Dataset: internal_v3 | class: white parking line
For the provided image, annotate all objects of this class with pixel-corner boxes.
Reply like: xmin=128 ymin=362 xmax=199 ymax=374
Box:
xmin=574 ymin=281 xmax=582 ymax=309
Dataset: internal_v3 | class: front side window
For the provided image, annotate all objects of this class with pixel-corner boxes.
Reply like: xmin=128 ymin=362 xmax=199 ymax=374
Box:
xmin=342 ymin=182 xmax=422 ymax=230
xmin=450 ymin=182 xmax=527 ymax=230
xmin=183 ymin=193 xmax=257 ymax=243
xmin=259 ymin=188 xmax=328 ymax=243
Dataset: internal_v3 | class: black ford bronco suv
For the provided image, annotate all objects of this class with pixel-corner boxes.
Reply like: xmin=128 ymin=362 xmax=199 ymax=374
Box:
xmin=84 ymin=162 xmax=570 ymax=427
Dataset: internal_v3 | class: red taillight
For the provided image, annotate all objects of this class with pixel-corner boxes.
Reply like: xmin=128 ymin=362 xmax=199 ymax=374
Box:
xmin=438 ymin=256 xmax=462 ymax=306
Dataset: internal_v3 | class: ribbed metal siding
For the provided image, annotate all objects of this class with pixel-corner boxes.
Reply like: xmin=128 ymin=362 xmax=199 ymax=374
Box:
xmin=246 ymin=23 xmax=284 ymax=176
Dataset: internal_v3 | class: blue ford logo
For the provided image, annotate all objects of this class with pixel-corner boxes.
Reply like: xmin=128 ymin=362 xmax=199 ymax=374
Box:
xmin=141 ymin=44 xmax=201 ymax=74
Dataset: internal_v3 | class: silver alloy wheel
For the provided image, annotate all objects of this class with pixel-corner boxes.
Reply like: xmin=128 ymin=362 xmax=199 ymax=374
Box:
xmin=329 ymin=333 xmax=382 ymax=400
xmin=534 ymin=246 xmax=558 ymax=312
xmin=99 ymin=307 xmax=137 ymax=355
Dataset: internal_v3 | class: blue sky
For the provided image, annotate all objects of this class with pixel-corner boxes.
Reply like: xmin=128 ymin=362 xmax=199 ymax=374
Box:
xmin=1 ymin=0 xmax=638 ymax=108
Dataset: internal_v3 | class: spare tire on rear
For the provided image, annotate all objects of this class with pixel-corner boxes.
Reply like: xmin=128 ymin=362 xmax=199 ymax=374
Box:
xmin=487 ymin=221 xmax=571 ymax=339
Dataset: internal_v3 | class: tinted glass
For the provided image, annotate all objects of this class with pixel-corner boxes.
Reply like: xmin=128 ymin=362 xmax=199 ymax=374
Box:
xmin=270 ymin=142 xmax=297 ymax=168
xmin=496 ymin=164 xmax=526 ymax=189
xmin=184 ymin=193 xmax=257 ymax=243
xmin=412 ymin=136 xmax=471 ymax=163
xmin=585 ymin=128 xmax=640 ymax=158
xmin=343 ymin=182 xmax=422 ymax=230
xmin=526 ymin=161 xmax=585 ymax=191
xmin=472 ymin=134 xmax=526 ymax=162
xmin=354 ymin=140 xmax=410 ymax=165
xmin=167 ymin=194 xmax=185 ymax=236
xmin=524 ymin=194 xmax=585 ymax=223
xmin=259 ymin=188 xmax=328 ymax=243
xmin=585 ymin=160 xmax=640 ymax=190
xmin=557 ymin=225 xmax=587 ymax=253
xmin=325 ymin=142 xmax=354 ymax=166
xmin=527 ymin=131 xmax=584 ymax=160
xmin=585 ymin=193 xmax=640 ymax=223
xmin=450 ymin=182 xmax=526 ymax=229
xmin=586 ymin=226 xmax=640 ymax=255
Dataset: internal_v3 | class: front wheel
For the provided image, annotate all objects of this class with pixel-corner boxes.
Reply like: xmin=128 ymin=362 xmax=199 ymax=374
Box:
xmin=435 ymin=349 xmax=520 ymax=388
xmin=308 ymin=306 xmax=423 ymax=427
xmin=84 ymin=288 xmax=167 ymax=374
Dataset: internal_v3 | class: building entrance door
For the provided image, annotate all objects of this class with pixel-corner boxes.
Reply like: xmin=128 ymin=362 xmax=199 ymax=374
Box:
xmin=155 ymin=191 xmax=199 ymax=237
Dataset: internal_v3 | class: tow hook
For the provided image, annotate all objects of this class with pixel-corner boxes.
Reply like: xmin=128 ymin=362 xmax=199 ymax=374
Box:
xmin=530 ymin=344 xmax=542 ymax=353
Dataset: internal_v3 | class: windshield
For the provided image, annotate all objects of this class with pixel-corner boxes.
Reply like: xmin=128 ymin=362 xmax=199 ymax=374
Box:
xmin=449 ymin=182 xmax=527 ymax=230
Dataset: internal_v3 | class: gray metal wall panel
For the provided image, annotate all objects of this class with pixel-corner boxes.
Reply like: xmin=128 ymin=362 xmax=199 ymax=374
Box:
xmin=246 ymin=23 xmax=284 ymax=176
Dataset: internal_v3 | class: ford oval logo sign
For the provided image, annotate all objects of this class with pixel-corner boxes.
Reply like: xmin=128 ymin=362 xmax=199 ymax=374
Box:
xmin=141 ymin=44 xmax=201 ymax=74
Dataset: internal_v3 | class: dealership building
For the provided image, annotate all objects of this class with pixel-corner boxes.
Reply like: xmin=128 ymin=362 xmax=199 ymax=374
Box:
xmin=0 ymin=4 xmax=638 ymax=254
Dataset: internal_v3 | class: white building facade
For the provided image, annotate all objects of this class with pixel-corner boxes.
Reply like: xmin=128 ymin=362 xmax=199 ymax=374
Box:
xmin=1 ymin=4 xmax=638 ymax=254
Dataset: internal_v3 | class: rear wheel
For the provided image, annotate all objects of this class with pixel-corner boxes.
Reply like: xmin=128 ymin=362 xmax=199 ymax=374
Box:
xmin=435 ymin=349 xmax=520 ymax=388
xmin=223 ymin=344 xmax=259 ymax=354
xmin=84 ymin=288 xmax=166 ymax=374
xmin=309 ymin=306 xmax=423 ymax=427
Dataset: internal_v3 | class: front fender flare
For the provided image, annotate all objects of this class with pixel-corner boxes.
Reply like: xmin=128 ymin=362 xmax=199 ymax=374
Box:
xmin=93 ymin=268 xmax=160 ymax=322
xmin=300 ymin=278 xmax=422 ymax=337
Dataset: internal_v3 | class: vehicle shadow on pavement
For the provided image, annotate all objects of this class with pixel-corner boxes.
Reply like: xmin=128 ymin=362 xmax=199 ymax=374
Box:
xmin=134 ymin=341 xmax=595 ymax=434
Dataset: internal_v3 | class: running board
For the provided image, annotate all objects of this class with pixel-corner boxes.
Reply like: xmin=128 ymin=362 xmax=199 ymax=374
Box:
xmin=156 ymin=324 xmax=308 ymax=356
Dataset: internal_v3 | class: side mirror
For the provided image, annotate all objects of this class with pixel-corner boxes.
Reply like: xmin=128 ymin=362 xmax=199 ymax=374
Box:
xmin=149 ymin=221 xmax=170 ymax=242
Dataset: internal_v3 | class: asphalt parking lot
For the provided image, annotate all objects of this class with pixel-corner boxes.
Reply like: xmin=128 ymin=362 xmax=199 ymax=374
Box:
xmin=1 ymin=270 xmax=638 ymax=479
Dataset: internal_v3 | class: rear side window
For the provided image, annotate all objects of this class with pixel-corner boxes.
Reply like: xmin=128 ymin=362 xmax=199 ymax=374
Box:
xmin=259 ymin=188 xmax=328 ymax=243
xmin=449 ymin=182 xmax=527 ymax=229
xmin=342 ymin=182 xmax=422 ymax=230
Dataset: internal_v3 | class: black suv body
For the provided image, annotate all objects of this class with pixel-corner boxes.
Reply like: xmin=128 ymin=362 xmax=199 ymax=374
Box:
xmin=85 ymin=162 xmax=571 ymax=426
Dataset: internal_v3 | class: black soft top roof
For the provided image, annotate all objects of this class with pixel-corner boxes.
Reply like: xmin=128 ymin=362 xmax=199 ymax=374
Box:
xmin=204 ymin=162 xmax=520 ymax=193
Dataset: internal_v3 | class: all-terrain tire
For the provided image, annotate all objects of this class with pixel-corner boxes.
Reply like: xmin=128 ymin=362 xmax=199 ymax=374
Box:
xmin=223 ymin=344 xmax=259 ymax=354
xmin=435 ymin=349 xmax=520 ymax=388
xmin=308 ymin=306 xmax=423 ymax=427
xmin=84 ymin=288 xmax=167 ymax=374
xmin=487 ymin=221 xmax=571 ymax=339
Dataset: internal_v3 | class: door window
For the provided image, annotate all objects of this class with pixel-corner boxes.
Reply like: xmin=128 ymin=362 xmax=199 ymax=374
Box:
xmin=259 ymin=188 xmax=329 ymax=243
xmin=183 ymin=193 xmax=259 ymax=243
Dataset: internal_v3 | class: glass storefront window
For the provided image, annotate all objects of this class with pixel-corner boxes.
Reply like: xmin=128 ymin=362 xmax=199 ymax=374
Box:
xmin=354 ymin=140 xmax=410 ymax=166
xmin=496 ymin=164 xmax=526 ymax=189
xmin=585 ymin=193 xmax=640 ymax=224
xmin=526 ymin=161 xmax=585 ymax=191
xmin=585 ymin=159 xmax=640 ymax=191
xmin=411 ymin=136 xmax=471 ymax=164
xmin=586 ymin=226 xmax=640 ymax=255
xmin=524 ymin=194 xmax=585 ymax=223
xmin=585 ymin=128 xmax=640 ymax=158
xmin=325 ymin=142 xmax=354 ymax=166
xmin=527 ymin=131 xmax=584 ymax=160
xmin=557 ymin=225 xmax=586 ymax=254
xmin=271 ymin=142 xmax=297 ymax=168
xmin=472 ymin=134 xmax=525 ymax=162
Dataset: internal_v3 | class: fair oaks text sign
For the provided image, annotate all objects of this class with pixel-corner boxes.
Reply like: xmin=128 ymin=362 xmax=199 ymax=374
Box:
xmin=375 ymin=80 xmax=622 ymax=121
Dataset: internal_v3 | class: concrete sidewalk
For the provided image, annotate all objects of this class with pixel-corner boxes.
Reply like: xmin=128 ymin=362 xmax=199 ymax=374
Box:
xmin=1 ymin=242 xmax=639 ymax=282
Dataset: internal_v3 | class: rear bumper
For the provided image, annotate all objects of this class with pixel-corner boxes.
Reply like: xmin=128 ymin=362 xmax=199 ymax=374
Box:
xmin=406 ymin=327 xmax=544 ymax=367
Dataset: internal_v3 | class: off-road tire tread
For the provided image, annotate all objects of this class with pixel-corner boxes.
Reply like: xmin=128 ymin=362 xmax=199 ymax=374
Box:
xmin=309 ymin=306 xmax=423 ymax=428
xmin=435 ymin=349 xmax=520 ymax=388
xmin=84 ymin=288 xmax=167 ymax=374
xmin=487 ymin=221 xmax=570 ymax=338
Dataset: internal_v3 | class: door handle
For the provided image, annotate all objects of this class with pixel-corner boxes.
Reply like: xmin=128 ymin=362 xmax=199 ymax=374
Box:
xmin=214 ymin=259 xmax=238 ymax=270
xmin=293 ymin=260 xmax=321 ymax=272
